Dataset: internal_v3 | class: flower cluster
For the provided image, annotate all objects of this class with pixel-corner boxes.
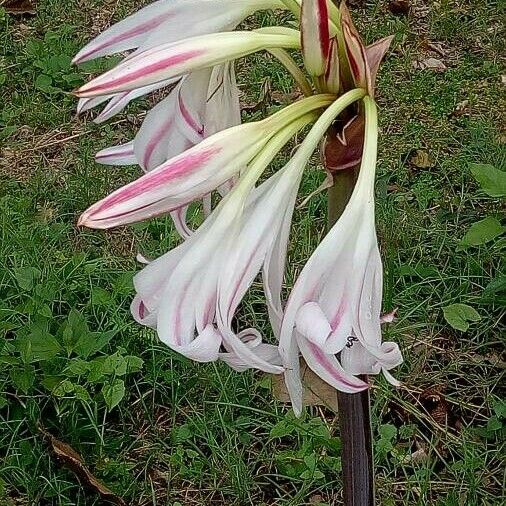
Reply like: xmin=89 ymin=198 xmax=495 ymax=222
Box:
xmin=75 ymin=0 xmax=402 ymax=415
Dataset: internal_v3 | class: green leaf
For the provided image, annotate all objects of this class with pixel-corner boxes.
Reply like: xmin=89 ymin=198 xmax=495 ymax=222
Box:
xmin=482 ymin=276 xmax=506 ymax=298
xmin=125 ymin=355 xmax=144 ymax=373
xmin=73 ymin=385 xmax=91 ymax=402
xmin=172 ymin=424 xmax=193 ymax=443
xmin=270 ymin=419 xmax=296 ymax=438
xmin=303 ymin=453 xmax=317 ymax=472
xmin=379 ymin=424 xmax=397 ymax=442
xmin=91 ymin=287 xmax=112 ymax=306
xmin=29 ymin=333 xmax=61 ymax=361
xmin=457 ymin=216 xmax=505 ymax=250
xmin=486 ymin=416 xmax=502 ymax=432
xmin=74 ymin=330 xmax=115 ymax=359
xmin=469 ymin=163 xmax=506 ymax=197
xmin=102 ymin=379 xmax=125 ymax=410
xmin=65 ymin=358 xmax=90 ymax=376
xmin=10 ymin=366 xmax=35 ymax=393
xmin=52 ymin=379 xmax=75 ymax=397
xmin=63 ymin=309 xmax=90 ymax=354
xmin=34 ymin=74 xmax=54 ymax=93
xmin=443 ymin=303 xmax=481 ymax=332
xmin=493 ymin=400 xmax=506 ymax=419
xmin=13 ymin=266 xmax=41 ymax=291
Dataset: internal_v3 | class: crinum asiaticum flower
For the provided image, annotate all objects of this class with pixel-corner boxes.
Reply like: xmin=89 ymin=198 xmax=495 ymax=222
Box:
xmin=75 ymin=0 xmax=402 ymax=414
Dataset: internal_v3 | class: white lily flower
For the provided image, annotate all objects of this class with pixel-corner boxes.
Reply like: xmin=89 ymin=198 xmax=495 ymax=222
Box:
xmin=76 ymin=0 xmax=404 ymax=421
xmin=73 ymin=0 xmax=285 ymax=64
xmin=78 ymin=94 xmax=335 ymax=229
xmin=74 ymin=0 xmax=281 ymax=121
xmin=130 ymin=115 xmax=313 ymax=372
xmin=279 ymin=97 xmax=403 ymax=415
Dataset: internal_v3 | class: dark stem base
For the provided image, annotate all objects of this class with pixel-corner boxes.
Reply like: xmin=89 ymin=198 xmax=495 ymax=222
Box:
xmin=337 ymin=384 xmax=374 ymax=505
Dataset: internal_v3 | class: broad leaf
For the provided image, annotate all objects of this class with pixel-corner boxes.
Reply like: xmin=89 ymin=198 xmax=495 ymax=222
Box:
xmin=10 ymin=365 xmax=35 ymax=393
xmin=74 ymin=330 xmax=116 ymax=359
xmin=469 ymin=163 xmax=506 ymax=198
xmin=102 ymin=379 xmax=125 ymax=410
xmin=457 ymin=216 xmax=505 ymax=250
xmin=13 ymin=266 xmax=41 ymax=291
xmin=443 ymin=303 xmax=481 ymax=332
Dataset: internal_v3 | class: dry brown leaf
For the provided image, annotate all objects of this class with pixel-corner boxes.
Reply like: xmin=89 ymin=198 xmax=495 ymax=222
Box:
xmin=409 ymin=149 xmax=433 ymax=169
xmin=450 ymin=99 xmax=470 ymax=118
xmin=1 ymin=0 xmax=36 ymax=15
xmin=271 ymin=358 xmax=339 ymax=411
xmin=419 ymin=385 xmax=448 ymax=427
xmin=414 ymin=57 xmax=447 ymax=71
xmin=39 ymin=426 xmax=127 ymax=506
xmin=388 ymin=0 xmax=411 ymax=16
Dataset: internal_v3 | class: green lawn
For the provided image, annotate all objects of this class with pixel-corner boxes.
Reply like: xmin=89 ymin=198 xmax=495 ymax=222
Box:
xmin=0 ymin=1 xmax=504 ymax=504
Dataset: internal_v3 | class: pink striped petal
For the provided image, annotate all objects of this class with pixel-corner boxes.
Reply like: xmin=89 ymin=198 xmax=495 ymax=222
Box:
xmin=75 ymin=30 xmax=300 ymax=97
xmin=79 ymin=122 xmax=266 ymax=228
xmin=301 ymin=0 xmax=330 ymax=76
xmin=340 ymin=2 xmax=371 ymax=92
xmin=73 ymin=0 xmax=175 ymax=64
xmin=170 ymin=206 xmax=193 ymax=239
xmin=297 ymin=334 xmax=369 ymax=393
xmin=295 ymin=302 xmax=331 ymax=347
xmin=77 ymin=95 xmax=111 ymax=114
xmin=94 ymin=78 xmax=177 ymax=124
xmin=95 ymin=142 xmax=136 ymax=166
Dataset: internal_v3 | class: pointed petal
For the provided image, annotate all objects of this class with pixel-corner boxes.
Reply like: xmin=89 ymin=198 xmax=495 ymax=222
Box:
xmin=73 ymin=0 xmax=177 ymax=64
xmin=94 ymin=78 xmax=178 ymax=124
xmin=341 ymin=341 xmax=380 ymax=375
xmin=79 ymin=122 xmax=265 ymax=228
xmin=175 ymin=70 xmax=210 ymax=143
xmin=95 ymin=142 xmax=137 ymax=166
xmin=170 ymin=206 xmax=193 ymax=239
xmin=340 ymin=1 xmax=371 ymax=92
xmin=301 ymin=0 xmax=330 ymax=76
xmin=75 ymin=29 xmax=300 ymax=97
xmin=205 ymin=62 xmax=242 ymax=136
xmin=366 ymin=35 xmax=394 ymax=93
xmin=263 ymin=197 xmax=294 ymax=337
xmin=133 ymin=86 xmax=179 ymax=171
xmin=173 ymin=324 xmax=222 ymax=362
xmin=77 ymin=95 xmax=111 ymax=114
xmin=131 ymin=295 xmax=157 ymax=329
xmin=382 ymin=368 xmax=402 ymax=387
xmin=220 ymin=328 xmax=282 ymax=372
xmin=380 ymin=308 xmax=397 ymax=323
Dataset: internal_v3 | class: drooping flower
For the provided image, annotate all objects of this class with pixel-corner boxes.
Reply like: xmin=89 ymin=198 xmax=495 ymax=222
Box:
xmin=74 ymin=0 xmax=403 ymax=417
xmin=129 ymin=90 xmax=365 ymax=373
xmin=279 ymin=97 xmax=402 ymax=415
xmin=74 ymin=1 xmax=299 ymax=234
xmin=78 ymin=94 xmax=335 ymax=228
xmin=74 ymin=0 xmax=284 ymax=119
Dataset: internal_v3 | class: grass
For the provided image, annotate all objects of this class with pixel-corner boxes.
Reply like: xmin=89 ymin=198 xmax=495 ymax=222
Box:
xmin=0 ymin=0 xmax=505 ymax=504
